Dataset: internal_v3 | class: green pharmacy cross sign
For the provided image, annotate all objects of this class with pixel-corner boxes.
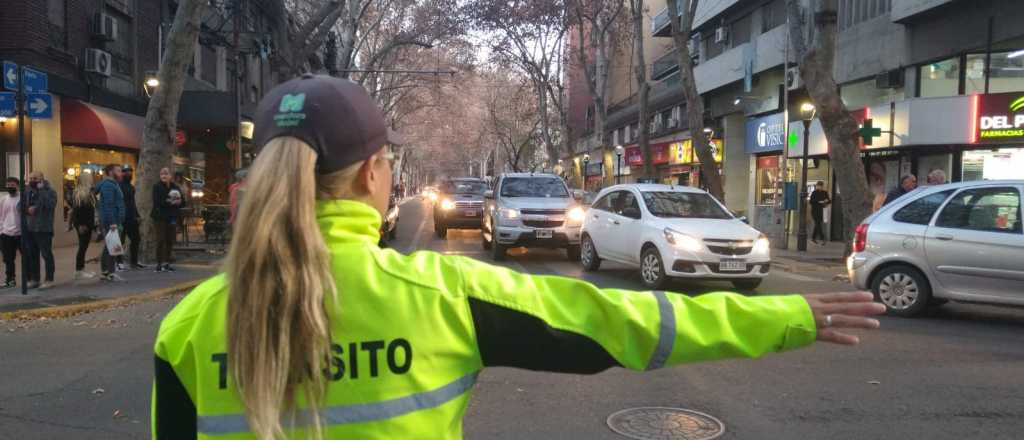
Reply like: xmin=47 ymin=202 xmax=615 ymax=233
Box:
xmin=859 ymin=119 xmax=883 ymax=146
xmin=788 ymin=130 xmax=799 ymax=148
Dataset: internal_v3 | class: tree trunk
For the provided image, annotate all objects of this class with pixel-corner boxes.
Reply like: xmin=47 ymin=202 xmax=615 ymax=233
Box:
xmin=536 ymin=81 xmax=560 ymax=165
xmin=668 ymin=0 xmax=725 ymax=199
xmin=787 ymin=0 xmax=873 ymax=242
xmin=137 ymin=0 xmax=206 ymax=262
xmin=631 ymin=0 xmax=652 ymax=179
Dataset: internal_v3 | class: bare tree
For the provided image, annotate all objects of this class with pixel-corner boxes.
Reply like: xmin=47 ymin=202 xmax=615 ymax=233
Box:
xmin=787 ymin=0 xmax=872 ymax=243
xmin=269 ymin=0 xmax=347 ymax=79
xmin=629 ymin=0 xmax=654 ymax=178
xmin=667 ymin=0 xmax=725 ymax=199
xmin=568 ymin=0 xmax=628 ymax=152
xmin=136 ymin=0 xmax=207 ymax=260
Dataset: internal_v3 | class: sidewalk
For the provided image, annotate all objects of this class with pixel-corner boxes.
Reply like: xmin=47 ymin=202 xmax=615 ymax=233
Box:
xmin=773 ymin=241 xmax=848 ymax=274
xmin=0 ymin=241 xmax=219 ymax=314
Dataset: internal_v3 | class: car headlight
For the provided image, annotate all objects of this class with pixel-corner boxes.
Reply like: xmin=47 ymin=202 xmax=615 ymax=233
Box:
xmin=500 ymin=208 xmax=520 ymax=220
xmin=428 ymin=192 xmax=438 ymax=202
xmin=753 ymin=234 xmax=770 ymax=254
xmin=441 ymin=199 xmax=456 ymax=210
xmin=663 ymin=228 xmax=703 ymax=252
xmin=567 ymin=207 xmax=585 ymax=223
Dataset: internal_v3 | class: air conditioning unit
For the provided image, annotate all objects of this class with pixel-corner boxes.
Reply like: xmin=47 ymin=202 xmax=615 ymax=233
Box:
xmin=85 ymin=48 xmax=112 ymax=77
xmin=785 ymin=67 xmax=802 ymax=91
xmin=714 ymin=26 xmax=729 ymax=44
xmin=93 ymin=13 xmax=118 ymax=41
xmin=875 ymin=69 xmax=904 ymax=89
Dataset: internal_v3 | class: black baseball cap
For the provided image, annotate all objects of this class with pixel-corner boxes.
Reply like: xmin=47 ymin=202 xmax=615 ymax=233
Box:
xmin=254 ymin=74 xmax=404 ymax=173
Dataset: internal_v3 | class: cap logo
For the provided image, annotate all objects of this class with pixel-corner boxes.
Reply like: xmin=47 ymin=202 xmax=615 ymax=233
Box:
xmin=274 ymin=93 xmax=307 ymax=127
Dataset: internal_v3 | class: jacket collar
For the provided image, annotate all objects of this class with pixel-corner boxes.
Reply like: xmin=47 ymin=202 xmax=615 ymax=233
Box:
xmin=316 ymin=199 xmax=383 ymax=245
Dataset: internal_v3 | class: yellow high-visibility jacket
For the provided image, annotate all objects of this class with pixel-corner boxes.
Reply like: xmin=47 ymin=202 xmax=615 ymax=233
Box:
xmin=152 ymin=199 xmax=816 ymax=439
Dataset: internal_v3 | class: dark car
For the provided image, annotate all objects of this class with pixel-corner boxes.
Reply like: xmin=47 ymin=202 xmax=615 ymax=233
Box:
xmin=379 ymin=194 xmax=400 ymax=247
xmin=434 ymin=178 xmax=488 ymax=239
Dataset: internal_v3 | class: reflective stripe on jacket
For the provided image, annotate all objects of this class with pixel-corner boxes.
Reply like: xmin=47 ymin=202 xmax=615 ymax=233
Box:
xmin=152 ymin=199 xmax=816 ymax=439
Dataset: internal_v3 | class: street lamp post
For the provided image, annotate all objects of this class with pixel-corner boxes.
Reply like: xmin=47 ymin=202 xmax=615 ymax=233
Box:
xmin=614 ymin=145 xmax=624 ymax=185
xmin=582 ymin=153 xmax=590 ymax=191
xmin=797 ymin=103 xmax=816 ymax=252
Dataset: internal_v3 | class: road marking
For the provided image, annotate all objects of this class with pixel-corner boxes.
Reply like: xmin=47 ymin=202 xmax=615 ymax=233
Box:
xmin=773 ymin=271 xmax=827 ymax=283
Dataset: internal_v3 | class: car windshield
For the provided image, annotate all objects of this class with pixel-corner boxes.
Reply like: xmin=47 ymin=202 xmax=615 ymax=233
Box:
xmin=641 ymin=191 xmax=732 ymax=219
xmin=500 ymin=177 xmax=569 ymax=198
xmin=444 ymin=181 xmax=488 ymax=195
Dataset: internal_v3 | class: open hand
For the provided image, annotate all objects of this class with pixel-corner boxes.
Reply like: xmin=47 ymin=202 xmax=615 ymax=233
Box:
xmin=802 ymin=291 xmax=886 ymax=345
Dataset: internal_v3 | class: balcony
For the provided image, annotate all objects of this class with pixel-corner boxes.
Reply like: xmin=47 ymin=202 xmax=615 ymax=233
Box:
xmin=651 ymin=0 xmax=683 ymax=37
xmin=652 ymin=49 xmax=680 ymax=81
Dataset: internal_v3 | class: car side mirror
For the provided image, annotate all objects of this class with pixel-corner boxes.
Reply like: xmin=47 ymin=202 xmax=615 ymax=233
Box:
xmin=737 ymin=215 xmax=748 ymax=224
xmin=572 ymin=190 xmax=584 ymax=200
xmin=484 ymin=190 xmax=494 ymax=199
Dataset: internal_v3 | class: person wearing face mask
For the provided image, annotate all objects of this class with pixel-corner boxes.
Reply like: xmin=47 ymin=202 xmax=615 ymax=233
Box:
xmin=25 ymin=171 xmax=57 ymax=290
xmin=151 ymin=167 xmax=184 ymax=272
xmin=0 ymin=178 xmax=21 ymax=288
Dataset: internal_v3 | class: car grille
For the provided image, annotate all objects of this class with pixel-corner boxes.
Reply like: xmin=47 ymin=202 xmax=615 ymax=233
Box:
xmin=704 ymin=239 xmax=754 ymax=256
xmin=521 ymin=209 xmax=566 ymax=216
xmin=523 ymin=220 xmax=564 ymax=228
xmin=455 ymin=201 xmax=483 ymax=209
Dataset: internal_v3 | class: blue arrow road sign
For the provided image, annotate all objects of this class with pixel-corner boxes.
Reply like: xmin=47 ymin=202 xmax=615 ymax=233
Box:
xmin=22 ymin=67 xmax=47 ymax=93
xmin=2 ymin=61 xmax=17 ymax=91
xmin=26 ymin=93 xmax=52 ymax=119
xmin=0 ymin=92 xmax=14 ymax=118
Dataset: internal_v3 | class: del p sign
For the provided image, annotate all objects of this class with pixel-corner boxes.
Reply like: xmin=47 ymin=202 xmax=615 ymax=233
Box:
xmin=976 ymin=93 xmax=1024 ymax=143
xmin=746 ymin=112 xmax=786 ymax=154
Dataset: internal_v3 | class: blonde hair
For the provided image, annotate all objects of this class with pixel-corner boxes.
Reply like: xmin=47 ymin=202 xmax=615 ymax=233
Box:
xmin=225 ymin=136 xmax=361 ymax=439
xmin=73 ymin=172 xmax=95 ymax=207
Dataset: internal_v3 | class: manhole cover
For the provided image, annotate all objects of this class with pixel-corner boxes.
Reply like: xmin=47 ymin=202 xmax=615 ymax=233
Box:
xmin=606 ymin=407 xmax=725 ymax=440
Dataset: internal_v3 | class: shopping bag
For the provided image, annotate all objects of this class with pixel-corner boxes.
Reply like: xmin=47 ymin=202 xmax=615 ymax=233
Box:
xmin=105 ymin=229 xmax=125 ymax=256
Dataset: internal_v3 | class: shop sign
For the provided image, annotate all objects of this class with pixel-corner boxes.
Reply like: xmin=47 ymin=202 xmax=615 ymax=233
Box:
xmin=625 ymin=146 xmax=644 ymax=166
xmin=691 ymin=139 xmax=724 ymax=164
xmin=745 ymin=112 xmax=786 ymax=154
xmin=175 ymin=129 xmax=187 ymax=147
xmin=669 ymin=141 xmax=692 ymax=164
xmin=584 ymin=162 xmax=604 ymax=176
xmin=976 ymin=92 xmax=1024 ymax=143
xmin=756 ymin=155 xmax=779 ymax=169
xmin=669 ymin=165 xmax=691 ymax=175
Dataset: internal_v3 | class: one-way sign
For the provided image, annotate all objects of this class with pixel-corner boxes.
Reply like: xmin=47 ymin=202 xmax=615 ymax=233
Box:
xmin=26 ymin=93 xmax=52 ymax=119
xmin=0 ymin=92 xmax=14 ymax=118
xmin=2 ymin=61 xmax=16 ymax=91
xmin=22 ymin=67 xmax=48 ymax=94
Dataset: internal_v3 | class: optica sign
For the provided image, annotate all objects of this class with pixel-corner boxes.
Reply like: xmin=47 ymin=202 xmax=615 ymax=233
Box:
xmin=745 ymin=112 xmax=786 ymax=154
xmin=976 ymin=93 xmax=1024 ymax=143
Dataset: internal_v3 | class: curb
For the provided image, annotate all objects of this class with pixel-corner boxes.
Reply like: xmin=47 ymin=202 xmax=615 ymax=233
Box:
xmin=0 ymin=279 xmax=204 ymax=321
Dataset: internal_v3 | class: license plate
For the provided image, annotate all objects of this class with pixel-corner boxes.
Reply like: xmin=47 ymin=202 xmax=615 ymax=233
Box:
xmin=464 ymin=210 xmax=477 ymax=217
xmin=719 ymin=259 xmax=746 ymax=271
xmin=536 ymin=230 xmax=553 ymax=239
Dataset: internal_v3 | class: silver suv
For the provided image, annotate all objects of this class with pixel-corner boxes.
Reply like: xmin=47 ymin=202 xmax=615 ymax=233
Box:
xmin=848 ymin=180 xmax=1024 ymax=317
xmin=482 ymin=173 xmax=586 ymax=261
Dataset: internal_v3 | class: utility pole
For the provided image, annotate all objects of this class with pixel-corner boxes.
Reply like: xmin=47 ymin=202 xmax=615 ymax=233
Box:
xmin=15 ymin=68 xmax=27 ymax=295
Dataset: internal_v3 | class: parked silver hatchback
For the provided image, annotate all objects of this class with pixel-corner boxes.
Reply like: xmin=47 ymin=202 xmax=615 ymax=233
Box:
xmin=848 ymin=180 xmax=1024 ymax=317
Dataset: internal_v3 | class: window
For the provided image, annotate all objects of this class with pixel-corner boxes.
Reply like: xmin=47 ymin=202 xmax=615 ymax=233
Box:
xmin=47 ymin=0 xmax=65 ymax=26
xmin=965 ymin=52 xmax=1024 ymax=95
xmin=500 ymin=177 xmax=569 ymax=198
xmin=730 ymin=14 xmax=752 ymax=46
xmin=592 ymin=193 xmax=617 ymax=212
xmin=893 ymin=190 xmax=953 ymax=225
xmin=919 ymin=58 xmax=960 ymax=97
xmin=613 ymin=191 xmax=642 ymax=219
xmin=841 ymin=77 xmax=905 ymax=109
xmin=839 ymin=0 xmax=891 ymax=31
xmin=936 ymin=188 xmax=1022 ymax=234
xmin=762 ymin=0 xmax=786 ymax=32
xmin=201 ymin=45 xmax=218 ymax=85
xmin=641 ymin=192 xmax=732 ymax=219
xmin=704 ymin=35 xmax=724 ymax=59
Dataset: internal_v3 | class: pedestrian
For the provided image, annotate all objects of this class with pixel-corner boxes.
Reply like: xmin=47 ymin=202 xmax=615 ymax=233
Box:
xmin=119 ymin=166 xmax=145 ymax=269
xmin=228 ymin=168 xmax=248 ymax=225
xmin=0 ymin=177 xmax=21 ymax=288
xmin=69 ymin=172 xmax=98 ymax=280
xmin=152 ymin=167 xmax=184 ymax=272
xmin=809 ymin=181 xmax=831 ymax=245
xmin=926 ymin=168 xmax=947 ymax=186
xmin=25 ymin=171 xmax=57 ymax=290
xmin=97 ymin=164 xmax=126 ymax=282
xmin=151 ymin=75 xmax=885 ymax=439
xmin=883 ymin=174 xmax=917 ymax=206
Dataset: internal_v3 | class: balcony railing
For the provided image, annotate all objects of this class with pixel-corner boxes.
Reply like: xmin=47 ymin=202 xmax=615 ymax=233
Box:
xmin=652 ymin=49 xmax=679 ymax=81
xmin=652 ymin=0 xmax=683 ymax=37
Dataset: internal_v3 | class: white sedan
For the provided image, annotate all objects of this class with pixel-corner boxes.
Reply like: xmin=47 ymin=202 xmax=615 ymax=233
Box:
xmin=580 ymin=184 xmax=771 ymax=290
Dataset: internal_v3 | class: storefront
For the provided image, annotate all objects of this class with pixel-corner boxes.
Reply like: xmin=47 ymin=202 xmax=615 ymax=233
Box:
xmin=666 ymin=139 xmax=723 ymax=187
xmin=584 ymin=156 xmax=605 ymax=191
xmin=624 ymin=143 xmax=671 ymax=182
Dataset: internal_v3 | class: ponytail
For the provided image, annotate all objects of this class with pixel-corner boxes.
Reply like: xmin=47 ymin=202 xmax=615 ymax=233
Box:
xmin=225 ymin=137 xmax=344 ymax=439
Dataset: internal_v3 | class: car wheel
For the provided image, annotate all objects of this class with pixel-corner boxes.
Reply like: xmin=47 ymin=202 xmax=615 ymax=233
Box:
xmin=872 ymin=265 xmax=932 ymax=317
xmin=566 ymin=244 xmax=581 ymax=262
xmin=491 ymin=242 xmax=506 ymax=261
xmin=732 ymin=279 xmax=762 ymax=291
xmin=580 ymin=235 xmax=601 ymax=271
xmin=640 ymin=246 xmax=667 ymax=290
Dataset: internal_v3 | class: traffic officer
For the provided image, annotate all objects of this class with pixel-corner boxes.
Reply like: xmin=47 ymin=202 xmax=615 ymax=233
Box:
xmin=152 ymin=74 xmax=884 ymax=439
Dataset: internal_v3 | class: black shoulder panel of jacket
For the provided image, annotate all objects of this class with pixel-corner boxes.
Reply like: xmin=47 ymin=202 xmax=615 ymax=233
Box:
xmin=468 ymin=297 xmax=622 ymax=374
xmin=154 ymin=356 xmax=198 ymax=439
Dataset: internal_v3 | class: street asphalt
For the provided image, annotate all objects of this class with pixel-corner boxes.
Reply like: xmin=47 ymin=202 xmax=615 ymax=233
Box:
xmin=1 ymin=198 xmax=1022 ymax=439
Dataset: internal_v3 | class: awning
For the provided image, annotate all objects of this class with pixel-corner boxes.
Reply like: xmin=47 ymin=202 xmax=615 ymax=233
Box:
xmin=61 ymin=99 xmax=144 ymax=149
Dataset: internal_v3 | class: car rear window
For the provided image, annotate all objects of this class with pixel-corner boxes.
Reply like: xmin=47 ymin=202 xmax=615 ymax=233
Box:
xmin=893 ymin=190 xmax=954 ymax=225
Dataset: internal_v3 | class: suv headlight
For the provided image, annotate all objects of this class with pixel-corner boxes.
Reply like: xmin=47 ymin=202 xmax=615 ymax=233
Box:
xmin=441 ymin=199 xmax=456 ymax=210
xmin=663 ymin=228 xmax=703 ymax=252
xmin=499 ymin=208 xmax=520 ymax=220
xmin=753 ymin=234 xmax=770 ymax=254
xmin=567 ymin=207 xmax=585 ymax=223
